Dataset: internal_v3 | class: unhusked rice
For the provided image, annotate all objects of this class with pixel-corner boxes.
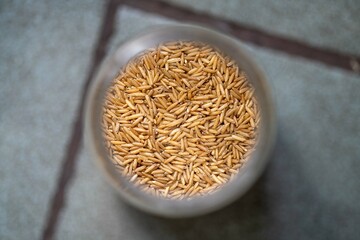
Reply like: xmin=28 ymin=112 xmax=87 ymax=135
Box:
xmin=102 ymin=41 xmax=260 ymax=199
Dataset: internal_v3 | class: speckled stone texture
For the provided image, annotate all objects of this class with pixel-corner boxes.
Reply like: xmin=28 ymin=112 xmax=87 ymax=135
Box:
xmin=161 ymin=0 xmax=360 ymax=55
xmin=56 ymin=7 xmax=360 ymax=240
xmin=0 ymin=1 xmax=103 ymax=239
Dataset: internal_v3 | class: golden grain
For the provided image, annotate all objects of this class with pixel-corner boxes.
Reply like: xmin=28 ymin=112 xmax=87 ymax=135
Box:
xmin=102 ymin=41 xmax=259 ymax=199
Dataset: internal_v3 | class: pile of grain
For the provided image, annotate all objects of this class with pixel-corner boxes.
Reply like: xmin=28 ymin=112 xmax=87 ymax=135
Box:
xmin=102 ymin=41 xmax=260 ymax=199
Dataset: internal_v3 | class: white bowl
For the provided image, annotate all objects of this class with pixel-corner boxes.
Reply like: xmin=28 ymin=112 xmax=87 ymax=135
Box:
xmin=85 ymin=24 xmax=276 ymax=218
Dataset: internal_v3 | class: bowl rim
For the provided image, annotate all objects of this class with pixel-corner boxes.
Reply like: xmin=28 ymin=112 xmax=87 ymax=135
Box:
xmin=84 ymin=23 xmax=276 ymax=218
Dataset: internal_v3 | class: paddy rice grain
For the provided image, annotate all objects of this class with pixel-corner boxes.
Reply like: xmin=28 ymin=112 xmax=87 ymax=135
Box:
xmin=102 ymin=41 xmax=260 ymax=199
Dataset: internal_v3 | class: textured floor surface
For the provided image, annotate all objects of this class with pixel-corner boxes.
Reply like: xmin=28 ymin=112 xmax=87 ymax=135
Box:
xmin=0 ymin=1 xmax=103 ymax=239
xmin=0 ymin=1 xmax=359 ymax=240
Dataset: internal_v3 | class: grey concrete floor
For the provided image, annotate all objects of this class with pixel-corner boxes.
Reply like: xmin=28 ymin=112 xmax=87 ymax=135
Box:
xmin=1 ymin=1 xmax=360 ymax=240
xmin=162 ymin=0 xmax=360 ymax=55
xmin=0 ymin=1 xmax=103 ymax=239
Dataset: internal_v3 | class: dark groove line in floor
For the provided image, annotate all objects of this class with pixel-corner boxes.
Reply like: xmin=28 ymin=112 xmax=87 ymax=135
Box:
xmin=122 ymin=0 xmax=360 ymax=73
xmin=41 ymin=0 xmax=119 ymax=239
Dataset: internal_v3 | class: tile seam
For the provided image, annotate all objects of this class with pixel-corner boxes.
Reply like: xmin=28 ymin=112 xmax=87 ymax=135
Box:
xmin=121 ymin=0 xmax=360 ymax=74
xmin=41 ymin=1 xmax=120 ymax=239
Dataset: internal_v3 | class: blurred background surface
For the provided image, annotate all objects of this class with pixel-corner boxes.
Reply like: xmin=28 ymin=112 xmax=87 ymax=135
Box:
xmin=0 ymin=0 xmax=359 ymax=239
